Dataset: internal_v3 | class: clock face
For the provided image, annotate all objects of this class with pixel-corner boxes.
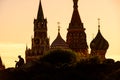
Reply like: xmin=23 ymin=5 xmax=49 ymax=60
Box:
xmin=34 ymin=38 xmax=40 ymax=44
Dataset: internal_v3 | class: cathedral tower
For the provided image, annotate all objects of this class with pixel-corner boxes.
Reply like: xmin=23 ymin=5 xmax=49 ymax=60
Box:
xmin=25 ymin=0 xmax=49 ymax=63
xmin=66 ymin=0 xmax=88 ymax=55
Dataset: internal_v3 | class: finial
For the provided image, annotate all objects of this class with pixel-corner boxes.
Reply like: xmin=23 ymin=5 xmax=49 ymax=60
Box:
xmin=98 ymin=18 xmax=100 ymax=31
xmin=39 ymin=0 xmax=41 ymax=3
xmin=73 ymin=0 xmax=78 ymax=9
xmin=57 ymin=22 xmax=60 ymax=33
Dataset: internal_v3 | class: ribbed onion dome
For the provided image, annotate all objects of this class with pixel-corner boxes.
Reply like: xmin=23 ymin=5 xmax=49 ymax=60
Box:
xmin=51 ymin=25 xmax=68 ymax=49
xmin=90 ymin=25 xmax=109 ymax=50
xmin=51 ymin=32 xmax=68 ymax=49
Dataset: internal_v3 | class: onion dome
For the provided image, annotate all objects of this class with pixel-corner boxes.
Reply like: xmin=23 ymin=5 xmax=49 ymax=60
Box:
xmin=51 ymin=23 xmax=68 ymax=49
xmin=90 ymin=19 xmax=109 ymax=50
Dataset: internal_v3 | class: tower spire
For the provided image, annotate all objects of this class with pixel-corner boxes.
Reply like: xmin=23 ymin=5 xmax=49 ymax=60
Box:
xmin=66 ymin=0 xmax=88 ymax=55
xmin=37 ymin=0 xmax=44 ymax=21
xmin=69 ymin=0 xmax=83 ymax=29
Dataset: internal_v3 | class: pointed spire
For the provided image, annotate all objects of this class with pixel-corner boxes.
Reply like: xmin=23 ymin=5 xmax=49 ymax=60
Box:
xmin=98 ymin=18 xmax=100 ymax=31
xmin=37 ymin=0 xmax=44 ymax=21
xmin=69 ymin=0 xmax=83 ymax=29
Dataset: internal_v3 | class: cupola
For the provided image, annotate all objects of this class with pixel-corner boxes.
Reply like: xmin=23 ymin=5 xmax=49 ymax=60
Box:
xmin=51 ymin=22 xmax=68 ymax=49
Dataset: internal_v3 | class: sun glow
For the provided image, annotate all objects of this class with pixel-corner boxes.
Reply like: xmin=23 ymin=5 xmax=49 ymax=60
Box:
xmin=0 ymin=43 xmax=25 ymax=68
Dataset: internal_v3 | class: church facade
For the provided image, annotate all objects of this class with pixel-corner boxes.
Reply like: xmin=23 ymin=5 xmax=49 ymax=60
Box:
xmin=25 ymin=0 xmax=109 ymax=63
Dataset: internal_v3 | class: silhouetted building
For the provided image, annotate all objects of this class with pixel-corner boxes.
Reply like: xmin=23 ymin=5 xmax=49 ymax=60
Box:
xmin=25 ymin=0 xmax=50 ymax=63
xmin=0 ymin=56 xmax=5 ymax=70
xmin=90 ymin=19 xmax=109 ymax=61
xmin=25 ymin=0 xmax=109 ymax=62
xmin=66 ymin=0 xmax=88 ymax=56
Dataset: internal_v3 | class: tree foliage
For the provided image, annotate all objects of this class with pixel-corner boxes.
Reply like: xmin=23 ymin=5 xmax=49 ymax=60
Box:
xmin=1 ymin=51 xmax=120 ymax=80
xmin=40 ymin=49 xmax=76 ymax=66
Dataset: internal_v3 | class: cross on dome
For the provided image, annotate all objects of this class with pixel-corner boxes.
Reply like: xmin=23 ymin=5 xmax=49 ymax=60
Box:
xmin=57 ymin=22 xmax=60 ymax=33
xmin=98 ymin=18 xmax=100 ymax=31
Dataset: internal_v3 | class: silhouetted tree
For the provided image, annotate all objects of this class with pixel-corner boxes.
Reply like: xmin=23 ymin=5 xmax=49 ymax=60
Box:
xmin=40 ymin=49 xmax=76 ymax=67
xmin=1 ymin=51 xmax=120 ymax=80
xmin=78 ymin=55 xmax=101 ymax=64
xmin=103 ymin=58 xmax=115 ymax=64
xmin=88 ymin=56 xmax=101 ymax=64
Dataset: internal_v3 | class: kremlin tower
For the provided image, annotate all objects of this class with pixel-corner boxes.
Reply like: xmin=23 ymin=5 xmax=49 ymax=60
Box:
xmin=25 ymin=0 xmax=50 ymax=63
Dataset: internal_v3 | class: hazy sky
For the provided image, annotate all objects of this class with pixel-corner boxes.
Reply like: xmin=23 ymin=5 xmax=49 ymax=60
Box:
xmin=0 ymin=0 xmax=120 ymax=67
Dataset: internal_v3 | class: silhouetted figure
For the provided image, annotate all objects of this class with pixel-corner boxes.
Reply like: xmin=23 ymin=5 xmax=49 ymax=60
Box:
xmin=15 ymin=55 xmax=24 ymax=68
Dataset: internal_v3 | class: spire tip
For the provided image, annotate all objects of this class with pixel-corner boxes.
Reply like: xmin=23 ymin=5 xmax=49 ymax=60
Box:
xmin=73 ymin=0 xmax=78 ymax=8
xmin=98 ymin=18 xmax=100 ymax=31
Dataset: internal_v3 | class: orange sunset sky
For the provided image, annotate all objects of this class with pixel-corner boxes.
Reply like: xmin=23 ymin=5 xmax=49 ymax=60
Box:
xmin=0 ymin=0 xmax=120 ymax=68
